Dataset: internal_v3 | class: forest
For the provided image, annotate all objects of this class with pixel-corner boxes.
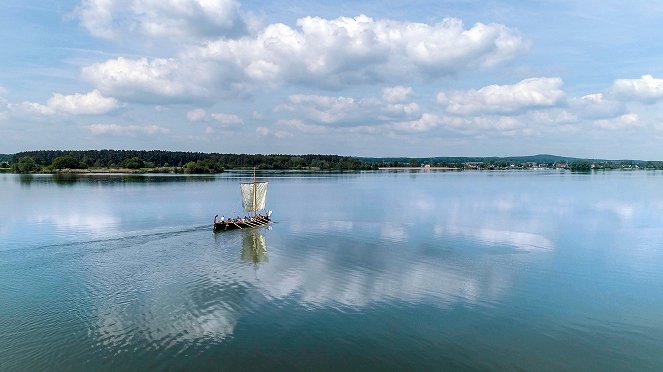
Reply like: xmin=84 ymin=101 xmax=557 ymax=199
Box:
xmin=6 ymin=150 xmax=663 ymax=173
xmin=9 ymin=150 xmax=374 ymax=173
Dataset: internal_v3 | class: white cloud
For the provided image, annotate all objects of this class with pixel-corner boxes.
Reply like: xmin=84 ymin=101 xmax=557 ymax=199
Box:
xmin=437 ymin=77 xmax=565 ymax=115
xmin=568 ymin=93 xmax=626 ymax=120
xmin=82 ymin=57 xmax=202 ymax=101
xmin=610 ymin=75 xmax=663 ymax=103
xmin=594 ymin=113 xmax=641 ymax=130
xmin=276 ymin=119 xmax=327 ymax=134
xmin=472 ymin=116 xmax=523 ymax=132
xmin=278 ymin=93 xmax=420 ymax=126
xmin=528 ymin=110 xmax=579 ymax=125
xmin=203 ymin=15 xmax=525 ymax=85
xmin=21 ymin=90 xmax=118 ymax=116
xmin=210 ymin=112 xmax=243 ymax=125
xmin=185 ymin=108 xmax=242 ymax=125
xmin=186 ymin=108 xmax=207 ymax=122
xmin=86 ymin=123 xmax=170 ymax=135
xmin=82 ymin=15 xmax=525 ymax=101
xmin=391 ymin=113 xmax=442 ymax=133
xmin=256 ymin=126 xmax=269 ymax=136
xmin=382 ymin=86 xmax=413 ymax=103
xmin=256 ymin=126 xmax=290 ymax=139
xmin=74 ymin=0 xmax=246 ymax=41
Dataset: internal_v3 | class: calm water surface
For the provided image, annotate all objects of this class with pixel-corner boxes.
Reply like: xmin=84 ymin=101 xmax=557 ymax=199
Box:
xmin=2 ymin=171 xmax=663 ymax=370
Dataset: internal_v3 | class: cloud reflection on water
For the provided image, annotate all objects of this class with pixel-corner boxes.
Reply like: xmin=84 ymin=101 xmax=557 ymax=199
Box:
xmin=434 ymin=225 xmax=553 ymax=252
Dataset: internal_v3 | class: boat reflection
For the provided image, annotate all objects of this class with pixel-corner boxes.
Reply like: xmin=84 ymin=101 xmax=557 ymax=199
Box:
xmin=241 ymin=229 xmax=268 ymax=264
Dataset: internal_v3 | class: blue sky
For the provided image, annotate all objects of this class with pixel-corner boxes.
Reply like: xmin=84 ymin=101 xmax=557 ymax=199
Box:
xmin=2 ymin=0 xmax=663 ymax=158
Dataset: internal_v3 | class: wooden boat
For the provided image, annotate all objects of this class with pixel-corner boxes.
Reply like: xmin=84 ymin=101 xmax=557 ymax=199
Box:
xmin=214 ymin=169 xmax=271 ymax=232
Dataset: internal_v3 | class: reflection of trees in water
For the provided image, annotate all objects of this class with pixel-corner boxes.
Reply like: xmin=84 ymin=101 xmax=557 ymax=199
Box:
xmin=18 ymin=174 xmax=77 ymax=187
xmin=52 ymin=174 xmax=78 ymax=186
xmin=241 ymin=230 xmax=268 ymax=264
xmin=110 ymin=175 xmax=217 ymax=183
xmin=15 ymin=173 xmax=217 ymax=187
xmin=18 ymin=174 xmax=34 ymax=186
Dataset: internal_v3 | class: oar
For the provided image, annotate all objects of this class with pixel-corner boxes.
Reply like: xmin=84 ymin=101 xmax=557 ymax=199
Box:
xmin=243 ymin=220 xmax=261 ymax=227
xmin=232 ymin=222 xmax=243 ymax=229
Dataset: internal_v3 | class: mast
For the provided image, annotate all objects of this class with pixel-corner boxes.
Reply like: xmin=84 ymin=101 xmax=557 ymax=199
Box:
xmin=253 ymin=167 xmax=257 ymax=217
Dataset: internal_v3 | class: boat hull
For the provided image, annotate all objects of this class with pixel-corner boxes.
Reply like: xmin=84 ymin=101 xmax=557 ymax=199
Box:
xmin=213 ymin=217 xmax=271 ymax=232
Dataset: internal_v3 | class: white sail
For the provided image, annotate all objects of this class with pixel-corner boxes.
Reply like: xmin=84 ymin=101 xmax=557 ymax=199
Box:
xmin=240 ymin=181 xmax=268 ymax=212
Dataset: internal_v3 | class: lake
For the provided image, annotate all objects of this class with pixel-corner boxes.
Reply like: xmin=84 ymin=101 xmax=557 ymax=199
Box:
xmin=2 ymin=171 xmax=663 ymax=370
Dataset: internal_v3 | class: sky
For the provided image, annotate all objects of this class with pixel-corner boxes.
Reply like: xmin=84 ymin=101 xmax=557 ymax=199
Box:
xmin=2 ymin=1 xmax=663 ymax=158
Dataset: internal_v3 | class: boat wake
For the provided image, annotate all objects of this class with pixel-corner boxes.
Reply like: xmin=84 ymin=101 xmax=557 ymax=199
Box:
xmin=28 ymin=224 xmax=213 ymax=252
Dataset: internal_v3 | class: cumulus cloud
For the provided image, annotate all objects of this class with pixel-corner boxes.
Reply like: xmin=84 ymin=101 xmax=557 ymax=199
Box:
xmin=391 ymin=113 xmax=442 ymax=133
xmin=382 ymin=86 xmax=413 ymax=103
xmin=210 ymin=112 xmax=243 ymax=125
xmin=594 ymin=113 xmax=641 ymax=130
xmin=20 ymin=90 xmax=118 ymax=116
xmin=74 ymin=0 xmax=246 ymax=41
xmin=186 ymin=108 xmax=207 ymax=122
xmin=272 ymin=86 xmax=550 ymax=136
xmin=185 ymin=108 xmax=243 ymax=125
xmin=610 ymin=75 xmax=663 ymax=103
xmin=200 ymin=15 xmax=525 ymax=85
xmin=437 ymin=77 xmax=565 ymax=115
xmin=276 ymin=119 xmax=327 ymax=134
xmin=278 ymin=93 xmax=420 ymax=126
xmin=82 ymin=15 xmax=526 ymax=101
xmin=82 ymin=57 xmax=204 ymax=101
xmin=256 ymin=126 xmax=290 ymax=139
xmin=86 ymin=123 xmax=170 ymax=135
xmin=568 ymin=93 xmax=626 ymax=119
xmin=469 ymin=116 xmax=525 ymax=132
xmin=429 ymin=114 xmax=530 ymax=136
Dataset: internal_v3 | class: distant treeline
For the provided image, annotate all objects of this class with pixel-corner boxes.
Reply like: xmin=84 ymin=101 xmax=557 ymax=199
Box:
xmin=360 ymin=154 xmax=577 ymax=165
xmin=7 ymin=150 xmax=663 ymax=174
xmin=10 ymin=150 xmax=373 ymax=173
xmin=362 ymin=154 xmax=663 ymax=170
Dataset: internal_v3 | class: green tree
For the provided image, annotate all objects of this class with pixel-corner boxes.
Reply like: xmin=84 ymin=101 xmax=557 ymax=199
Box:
xmin=184 ymin=159 xmax=223 ymax=173
xmin=51 ymin=155 xmax=80 ymax=169
xmin=288 ymin=156 xmax=305 ymax=169
xmin=408 ymin=159 xmax=420 ymax=167
xmin=123 ymin=157 xmax=145 ymax=169
xmin=12 ymin=157 xmax=38 ymax=173
xmin=569 ymin=161 xmax=592 ymax=172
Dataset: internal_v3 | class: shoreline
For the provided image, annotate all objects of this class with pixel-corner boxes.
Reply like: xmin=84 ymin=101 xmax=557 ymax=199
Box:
xmin=378 ymin=166 xmax=459 ymax=170
xmin=2 ymin=167 xmax=657 ymax=175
